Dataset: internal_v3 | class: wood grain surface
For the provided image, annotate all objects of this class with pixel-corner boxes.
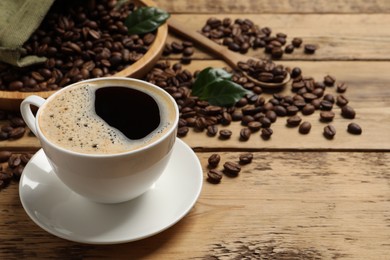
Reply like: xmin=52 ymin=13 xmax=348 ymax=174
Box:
xmin=1 ymin=0 xmax=389 ymax=259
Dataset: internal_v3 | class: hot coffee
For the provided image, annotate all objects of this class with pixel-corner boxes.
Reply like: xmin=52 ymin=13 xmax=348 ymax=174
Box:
xmin=38 ymin=79 xmax=176 ymax=154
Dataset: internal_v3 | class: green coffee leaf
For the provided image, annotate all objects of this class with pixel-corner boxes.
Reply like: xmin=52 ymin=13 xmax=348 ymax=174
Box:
xmin=125 ymin=7 xmax=170 ymax=35
xmin=192 ymin=67 xmax=252 ymax=107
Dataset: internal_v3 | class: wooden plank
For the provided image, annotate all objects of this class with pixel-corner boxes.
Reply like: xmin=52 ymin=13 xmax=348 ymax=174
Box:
xmin=166 ymin=14 xmax=390 ymax=61
xmin=156 ymin=0 xmax=390 ymax=14
xmin=3 ymin=60 xmax=389 ymax=151
xmin=0 ymin=151 xmax=389 ymax=259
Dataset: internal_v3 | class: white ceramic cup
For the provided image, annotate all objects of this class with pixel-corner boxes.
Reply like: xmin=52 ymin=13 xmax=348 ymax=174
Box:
xmin=20 ymin=77 xmax=179 ymax=203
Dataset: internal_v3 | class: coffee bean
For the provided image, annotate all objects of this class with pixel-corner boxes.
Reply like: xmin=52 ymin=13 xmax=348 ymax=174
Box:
xmin=261 ymin=128 xmax=273 ymax=139
xmin=337 ymin=82 xmax=348 ymax=93
xmin=285 ymin=105 xmax=298 ymax=116
xmin=284 ymin=44 xmax=294 ymax=54
xmin=223 ymin=161 xmax=241 ymax=176
xmin=247 ymin=121 xmax=262 ymax=132
xmin=341 ymin=105 xmax=356 ymax=119
xmin=239 ymin=153 xmax=253 ymax=164
xmin=320 ymin=100 xmax=333 ymax=111
xmin=219 ymin=129 xmax=232 ymax=139
xmin=265 ymin=110 xmax=277 ymax=123
xmin=304 ymin=44 xmax=317 ymax=54
xmin=320 ymin=111 xmax=335 ymax=122
xmin=208 ymin=154 xmax=221 ymax=167
xmin=299 ymin=121 xmax=311 ymax=134
xmin=292 ymin=37 xmax=303 ymax=47
xmin=0 ymin=151 xmax=12 ymax=163
xmin=347 ymin=123 xmax=362 ymax=135
xmin=8 ymin=155 xmax=22 ymax=168
xmin=12 ymin=165 xmax=24 ymax=180
xmin=273 ymin=105 xmax=287 ymax=117
xmin=336 ymin=95 xmax=349 ymax=107
xmin=323 ymin=125 xmax=336 ymax=139
xmin=0 ymin=172 xmax=12 ymax=189
xmin=207 ymin=125 xmax=218 ymax=137
xmin=291 ymin=67 xmax=302 ymax=78
xmin=240 ymin=128 xmax=251 ymax=141
xmin=324 ymin=75 xmax=336 ymax=86
xmin=286 ymin=115 xmax=302 ymax=127
xmin=207 ymin=169 xmax=223 ymax=184
xmin=177 ymin=126 xmax=189 ymax=137
xmin=9 ymin=127 xmax=25 ymax=139
xmin=301 ymin=104 xmax=316 ymax=115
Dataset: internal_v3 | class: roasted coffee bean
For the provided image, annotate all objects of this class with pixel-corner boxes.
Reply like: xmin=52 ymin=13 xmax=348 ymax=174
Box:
xmin=177 ymin=126 xmax=189 ymax=137
xmin=220 ymin=112 xmax=232 ymax=125
xmin=0 ymin=172 xmax=12 ymax=189
xmin=231 ymin=110 xmax=243 ymax=121
xmin=301 ymin=104 xmax=316 ymax=115
xmin=0 ymin=151 xmax=12 ymax=163
xmin=284 ymin=44 xmax=294 ymax=54
xmin=304 ymin=44 xmax=317 ymax=54
xmin=320 ymin=111 xmax=335 ymax=122
xmin=320 ymin=100 xmax=333 ymax=111
xmin=219 ymin=129 xmax=232 ymax=139
xmin=337 ymin=82 xmax=348 ymax=93
xmin=8 ymin=127 xmax=25 ymax=139
xmin=240 ymin=128 xmax=251 ymax=141
xmin=324 ymin=75 xmax=336 ymax=86
xmin=290 ymin=67 xmax=302 ymax=78
xmin=336 ymin=95 xmax=349 ymax=107
xmin=239 ymin=153 xmax=253 ymax=164
xmin=323 ymin=125 xmax=336 ymax=139
xmin=286 ymin=115 xmax=302 ymax=127
xmin=292 ymin=37 xmax=303 ymax=47
xmin=241 ymin=115 xmax=255 ymax=126
xmin=12 ymin=165 xmax=24 ymax=180
xmin=20 ymin=153 xmax=33 ymax=165
xmin=207 ymin=125 xmax=218 ymax=137
xmin=323 ymin=94 xmax=335 ymax=104
xmin=265 ymin=110 xmax=277 ymax=123
xmin=0 ymin=131 xmax=8 ymax=140
xmin=183 ymin=47 xmax=194 ymax=57
xmin=273 ymin=105 xmax=287 ymax=117
xmin=341 ymin=105 xmax=356 ymax=119
xmin=299 ymin=121 xmax=311 ymax=134
xmin=286 ymin=105 xmax=299 ymax=116
xmin=223 ymin=161 xmax=241 ymax=176
xmin=207 ymin=169 xmax=223 ymax=184
xmin=247 ymin=121 xmax=262 ymax=132
xmin=171 ymin=41 xmax=184 ymax=53
xmin=208 ymin=154 xmax=221 ymax=167
xmin=347 ymin=123 xmax=362 ymax=135
xmin=180 ymin=56 xmax=192 ymax=64
xmin=259 ymin=117 xmax=272 ymax=128
xmin=261 ymin=128 xmax=273 ymax=139
xmin=8 ymin=155 xmax=22 ymax=168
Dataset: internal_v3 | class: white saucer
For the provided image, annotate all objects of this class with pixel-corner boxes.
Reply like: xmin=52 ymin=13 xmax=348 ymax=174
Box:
xmin=19 ymin=138 xmax=203 ymax=244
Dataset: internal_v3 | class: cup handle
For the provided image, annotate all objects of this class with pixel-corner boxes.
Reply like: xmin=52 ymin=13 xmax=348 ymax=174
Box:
xmin=20 ymin=95 xmax=46 ymax=136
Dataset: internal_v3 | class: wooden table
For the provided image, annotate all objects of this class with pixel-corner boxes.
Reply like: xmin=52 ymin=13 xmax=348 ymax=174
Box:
xmin=1 ymin=1 xmax=390 ymax=259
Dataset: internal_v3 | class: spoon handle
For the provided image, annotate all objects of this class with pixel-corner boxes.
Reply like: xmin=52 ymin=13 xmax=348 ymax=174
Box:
xmin=167 ymin=17 xmax=242 ymax=69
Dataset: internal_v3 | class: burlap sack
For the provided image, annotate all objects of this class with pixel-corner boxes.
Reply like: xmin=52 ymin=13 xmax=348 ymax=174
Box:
xmin=0 ymin=0 xmax=55 ymax=67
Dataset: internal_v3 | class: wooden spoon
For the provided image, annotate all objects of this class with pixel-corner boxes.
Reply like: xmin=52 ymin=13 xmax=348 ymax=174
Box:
xmin=167 ymin=17 xmax=290 ymax=88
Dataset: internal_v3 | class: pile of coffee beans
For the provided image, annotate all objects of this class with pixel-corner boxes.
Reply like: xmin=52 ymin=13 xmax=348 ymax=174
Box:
xmin=201 ymin=17 xmax=316 ymax=59
xmin=0 ymin=110 xmax=27 ymax=140
xmin=206 ymin=152 xmax=254 ymax=184
xmin=162 ymin=41 xmax=195 ymax=64
xmin=0 ymin=151 xmax=34 ymax=189
xmin=144 ymin=58 xmax=362 ymax=141
xmin=237 ymin=58 xmax=289 ymax=84
xmin=0 ymin=0 xmax=156 ymax=92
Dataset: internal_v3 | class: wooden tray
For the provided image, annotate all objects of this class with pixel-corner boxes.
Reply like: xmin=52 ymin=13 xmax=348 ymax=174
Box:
xmin=0 ymin=0 xmax=167 ymax=111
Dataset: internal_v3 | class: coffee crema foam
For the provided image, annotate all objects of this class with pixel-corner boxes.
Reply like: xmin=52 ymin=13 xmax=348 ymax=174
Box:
xmin=38 ymin=83 xmax=173 ymax=154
